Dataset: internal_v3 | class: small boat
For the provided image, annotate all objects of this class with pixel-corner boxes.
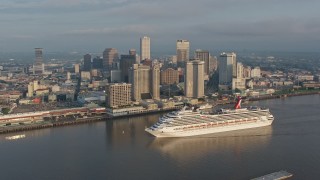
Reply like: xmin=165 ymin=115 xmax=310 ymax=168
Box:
xmin=5 ymin=134 xmax=26 ymax=140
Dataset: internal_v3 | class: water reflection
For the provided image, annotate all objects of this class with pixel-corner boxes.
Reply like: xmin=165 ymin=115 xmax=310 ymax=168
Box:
xmin=148 ymin=126 xmax=273 ymax=163
xmin=105 ymin=114 xmax=160 ymax=146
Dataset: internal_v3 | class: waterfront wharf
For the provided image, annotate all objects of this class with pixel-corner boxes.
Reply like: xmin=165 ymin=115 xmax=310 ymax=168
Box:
xmin=0 ymin=106 xmax=180 ymax=134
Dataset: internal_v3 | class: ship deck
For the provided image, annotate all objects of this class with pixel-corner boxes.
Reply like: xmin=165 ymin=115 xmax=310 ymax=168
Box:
xmin=165 ymin=110 xmax=270 ymax=127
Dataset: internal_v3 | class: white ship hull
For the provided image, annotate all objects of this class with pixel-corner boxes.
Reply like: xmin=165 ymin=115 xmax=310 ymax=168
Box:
xmin=146 ymin=104 xmax=274 ymax=138
xmin=146 ymin=120 xmax=273 ymax=137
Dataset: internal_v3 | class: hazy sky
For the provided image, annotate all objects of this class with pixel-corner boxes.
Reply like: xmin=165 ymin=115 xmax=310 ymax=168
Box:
xmin=1 ymin=0 xmax=320 ymax=54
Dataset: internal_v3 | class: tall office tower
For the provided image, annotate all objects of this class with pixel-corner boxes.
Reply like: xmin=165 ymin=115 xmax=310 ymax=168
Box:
xmin=74 ymin=64 xmax=80 ymax=73
xmin=210 ymin=56 xmax=218 ymax=72
xmin=83 ymin=54 xmax=92 ymax=71
xmin=140 ymin=36 xmax=151 ymax=61
xmin=176 ymin=40 xmax=190 ymax=66
xmin=103 ymin=48 xmax=118 ymax=70
xmin=195 ymin=49 xmax=211 ymax=76
xmin=184 ymin=60 xmax=204 ymax=98
xmin=33 ymin=48 xmax=44 ymax=74
xmin=219 ymin=52 xmax=237 ymax=89
xmin=160 ymin=68 xmax=179 ymax=85
xmin=105 ymin=83 xmax=132 ymax=108
xmin=92 ymin=56 xmax=103 ymax=69
xmin=129 ymin=64 xmax=151 ymax=101
xmin=129 ymin=49 xmax=140 ymax=64
xmin=151 ymin=64 xmax=160 ymax=100
xmin=120 ymin=54 xmax=136 ymax=82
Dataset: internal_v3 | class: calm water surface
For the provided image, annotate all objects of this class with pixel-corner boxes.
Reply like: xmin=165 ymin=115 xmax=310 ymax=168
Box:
xmin=1 ymin=95 xmax=320 ymax=180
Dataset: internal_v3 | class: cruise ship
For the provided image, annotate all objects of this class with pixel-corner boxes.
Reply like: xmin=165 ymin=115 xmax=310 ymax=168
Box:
xmin=145 ymin=97 xmax=274 ymax=137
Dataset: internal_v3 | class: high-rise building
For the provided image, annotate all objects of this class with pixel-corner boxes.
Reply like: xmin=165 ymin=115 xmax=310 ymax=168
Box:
xmin=151 ymin=64 xmax=160 ymax=100
xmin=219 ymin=52 xmax=237 ymax=89
xmin=129 ymin=64 xmax=160 ymax=101
xmin=83 ymin=54 xmax=92 ymax=71
xmin=195 ymin=49 xmax=211 ymax=76
xmin=33 ymin=48 xmax=44 ymax=74
xmin=176 ymin=40 xmax=190 ymax=65
xmin=184 ymin=60 xmax=204 ymax=98
xmin=210 ymin=56 xmax=218 ymax=72
xmin=103 ymin=48 xmax=118 ymax=70
xmin=160 ymin=68 xmax=179 ymax=85
xmin=92 ymin=56 xmax=103 ymax=69
xmin=140 ymin=36 xmax=151 ymax=61
xmin=129 ymin=64 xmax=151 ymax=101
xmin=120 ymin=54 xmax=136 ymax=82
xmin=106 ymin=83 xmax=132 ymax=108
xmin=74 ymin=64 xmax=80 ymax=73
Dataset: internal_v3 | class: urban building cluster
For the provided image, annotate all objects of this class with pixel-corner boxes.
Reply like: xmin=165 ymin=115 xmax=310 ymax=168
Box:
xmin=0 ymin=36 xmax=319 ymax=115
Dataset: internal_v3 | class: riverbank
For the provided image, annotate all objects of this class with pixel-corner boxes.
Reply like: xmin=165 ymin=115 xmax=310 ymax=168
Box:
xmin=248 ymin=91 xmax=320 ymax=101
xmin=0 ymin=107 xmax=178 ymax=134
xmin=0 ymin=115 xmax=106 ymax=134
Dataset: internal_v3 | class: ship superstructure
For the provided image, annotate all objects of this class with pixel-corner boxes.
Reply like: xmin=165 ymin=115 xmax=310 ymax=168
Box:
xmin=145 ymin=97 xmax=274 ymax=137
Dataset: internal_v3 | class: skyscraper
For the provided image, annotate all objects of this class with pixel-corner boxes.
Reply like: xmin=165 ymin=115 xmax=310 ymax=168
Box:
xmin=92 ymin=56 xmax=103 ymax=69
xmin=33 ymin=48 xmax=44 ymax=74
xmin=219 ymin=52 xmax=237 ymax=89
xmin=195 ymin=49 xmax=211 ymax=76
xmin=129 ymin=64 xmax=160 ymax=101
xmin=120 ymin=54 xmax=136 ymax=82
xmin=151 ymin=64 xmax=160 ymax=100
xmin=184 ymin=60 xmax=204 ymax=98
xmin=83 ymin=54 xmax=92 ymax=71
xmin=140 ymin=36 xmax=151 ymax=61
xmin=103 ymin=48 xmax=118 ymax=70
xmin=176 ymin=40 xmax=190 ymax=65
xmin=129 ymin=64 xmax=150 ymax=101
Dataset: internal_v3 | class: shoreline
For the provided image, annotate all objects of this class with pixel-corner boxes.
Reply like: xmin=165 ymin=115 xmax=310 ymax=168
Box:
xmin=0 ymin=108 xmax=177 ymax=135
xmin=1 ymin=92 xmax=319 ymax=135
xmin=248 ymin=91 xmax=319 ymax=101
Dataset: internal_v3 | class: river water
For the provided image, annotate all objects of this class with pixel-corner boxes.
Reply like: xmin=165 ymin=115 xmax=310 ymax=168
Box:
xmin=1 ymin=95 xmax=320 ymax=180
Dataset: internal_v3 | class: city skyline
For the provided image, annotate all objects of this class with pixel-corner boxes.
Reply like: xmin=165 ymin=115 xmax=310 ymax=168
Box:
xmin=1 ymin=0 xmax=320 ymax=53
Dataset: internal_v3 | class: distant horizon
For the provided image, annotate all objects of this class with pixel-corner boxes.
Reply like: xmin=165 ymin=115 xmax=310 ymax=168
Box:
xmin=1 ymin=1 xmax=320 ymax=52
xmin=1 ymin=49 xmax=320 ymax=56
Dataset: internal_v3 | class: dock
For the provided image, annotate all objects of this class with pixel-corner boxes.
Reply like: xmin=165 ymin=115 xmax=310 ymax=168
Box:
xmin=251 ymin=170 xmax=293 ymax=180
